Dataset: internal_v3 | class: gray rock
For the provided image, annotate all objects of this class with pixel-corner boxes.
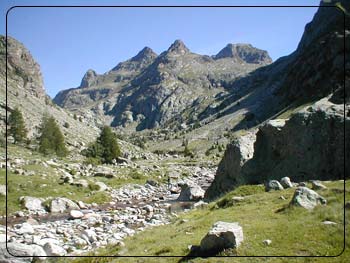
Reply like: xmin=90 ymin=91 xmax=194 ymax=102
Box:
xmin=143 ymin=205 xmax=154 ymax=213
xmin=19 ymin=196 xmax=44 ymax=211
xmin=93 ymin=167 xmax=115 ymax=178
xmin=177 ymin=183 xmax=205 ymax=201
xmin=78 ymin=201 xmax=87 ymax=209
xmin=36 ymin=238 xmax=60 ymax=247
xmin=265 ymin=180 xmax=284 ymax=191
xmin=0 ymin=243 xmax=31 ymax=262
xmin=231 ymin=196 xmax=245 ymax=202
xmin=0 ymin=242 xmax=46 ymax=262
xmin=280 ymin=177 xmax=293 ymax=188
xmin=263 ymin=239 xmax=272 ymax=246
xmin=290 ymin=187 xmax=327 ymax=210
xmin=146 ymin=179 xmax=158 ymax=187
xmin=0 ymin=234 xmax=7 ymax=243
xmin=69 ymin=210 xmax=84 ymax=219
xmin=193 ymin=200 xmax=208 ymax=209
xmin=81 ymin=229 xmax=97 ymax=243
xmin=200 ymin=221 xmax=243 ymax=253
xmin=94 ymin=181 xmax=108 ymax=192
xmin=0 ymin=185 xmax=6 ymax=196
xmin=311 ymin=180 xmax=327 ymax=190
xmin=30 ymin=245 xmax=47 ymax=261
xmin=322 ymin=221 xmax=337 ymax=225
xmin=15 ymin=223 xmax=34 ymax=235
xmin=43 ymin=242 xmax=67 ymax=256
xmin=72 ymin=179 xmax=89 ymax=188
xmin=205 ymin=131 xmax=257 ymax=200
xmin=49 ymin=197 xmax=79 ymax=213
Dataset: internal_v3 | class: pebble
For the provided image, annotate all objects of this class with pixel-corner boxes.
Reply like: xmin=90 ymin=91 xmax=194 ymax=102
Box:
xmin=263 ymin=239 xmax=272 ymax=245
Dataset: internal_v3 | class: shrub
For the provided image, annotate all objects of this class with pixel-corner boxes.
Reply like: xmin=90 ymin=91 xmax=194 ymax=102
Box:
xmin=63 ymin=122 xmax=70 ymax=129
xmin=184 ymin=145 xmax=194 ymax=158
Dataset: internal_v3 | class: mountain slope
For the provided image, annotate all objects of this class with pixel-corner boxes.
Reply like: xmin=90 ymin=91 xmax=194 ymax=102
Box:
xmin=0 ymin=36 xmax=99 ymax=147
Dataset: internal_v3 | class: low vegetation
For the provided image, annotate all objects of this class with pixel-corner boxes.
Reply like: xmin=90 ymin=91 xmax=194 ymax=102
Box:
xmin=0 ymin=169 xmax=110 ymax=215
xmin=62 ymin=181 xmax=349 ymax=263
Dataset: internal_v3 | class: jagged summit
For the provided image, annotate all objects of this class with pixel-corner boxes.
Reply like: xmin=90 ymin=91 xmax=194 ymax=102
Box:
xmin=130 ymin=47 xmax=158 ymax=62
xmin=215 ymin=43 xmax=272 ymax=65
xmin=167 ymin=39 xmax=190 ymax=54
xmin=80 ymin=69 xmax=98 ymax=88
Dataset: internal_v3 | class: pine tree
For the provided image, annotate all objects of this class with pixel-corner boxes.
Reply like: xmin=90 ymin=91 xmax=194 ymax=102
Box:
xmin=98 ymin=126 xmax=121 ymax=164
xmin=8 ymin=107 xmax=27 ymax=144
xmin=38 ymin=114 xmax=68 ymax=157
xmin=83 ymin=126 xmax=121 ymax=164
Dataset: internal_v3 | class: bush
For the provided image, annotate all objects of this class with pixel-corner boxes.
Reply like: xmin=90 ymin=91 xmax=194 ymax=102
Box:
xmin=0 ymin=136 xmax=5 ymax=147
xmin=83 ymin=126 xmax=121 ymax=164
xmin=8 ymin=107 xmax=27 ymax=144
xmin=63 ymin=122 xmax=70 ymax=129
xmin=38 ymin=114 xmax=68 ymax=157
xmin=184 ymin=145 xmax=194 ymax=158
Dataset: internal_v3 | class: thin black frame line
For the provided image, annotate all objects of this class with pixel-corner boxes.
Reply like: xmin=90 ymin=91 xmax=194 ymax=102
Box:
xmin=4 ymin=4 xmax=346 ymax=259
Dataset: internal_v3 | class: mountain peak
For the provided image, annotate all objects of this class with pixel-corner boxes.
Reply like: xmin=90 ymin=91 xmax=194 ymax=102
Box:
xmin=130 ymin=47 xmax=157 ymax=62
xmin=167 ymin=39 xmax=189 ymax=54
xmin=215 ymin=43 xmax=272 ymax=65
xmin=80 ymin=69 xmax=97 ymax=88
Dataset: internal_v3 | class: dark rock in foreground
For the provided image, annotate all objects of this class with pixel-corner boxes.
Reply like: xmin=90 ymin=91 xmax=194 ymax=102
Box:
xmin=200 ymin=221 xmax=243 ymax=254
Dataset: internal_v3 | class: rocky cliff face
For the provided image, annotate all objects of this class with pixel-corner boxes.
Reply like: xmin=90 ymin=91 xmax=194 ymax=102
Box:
xmin=54 ymin=39 xmax=271 ymax=130
xmin=0 ymin=36 xmax=46 ymax=99
xmin=205 ymin=99 xmax=349 ymax=200
xmin=0 ymin=35 xmax=99 ymax=145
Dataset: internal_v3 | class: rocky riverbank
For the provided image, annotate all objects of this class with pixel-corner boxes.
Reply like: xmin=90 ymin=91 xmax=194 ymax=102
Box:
xmin=0 ymin=155 xmax=215 ymax=261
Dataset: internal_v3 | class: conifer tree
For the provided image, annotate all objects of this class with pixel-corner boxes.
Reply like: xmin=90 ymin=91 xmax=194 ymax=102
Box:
xmin=83 ymin=126 xmax=121 ymax=164
xmin=38 ymin=114 xmax=68 ymax=157
xmin=99 ymin=126 xmax=121 ymax=163
xmin=8 ymin=107 xmax=27 ymax=144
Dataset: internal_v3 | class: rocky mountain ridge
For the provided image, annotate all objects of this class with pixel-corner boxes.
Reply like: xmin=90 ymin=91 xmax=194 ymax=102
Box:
xmin=53 ymin=40 xmax=272 ymax=130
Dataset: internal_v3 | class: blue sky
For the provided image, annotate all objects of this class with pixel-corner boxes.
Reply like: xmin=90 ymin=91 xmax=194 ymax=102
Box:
xmin=0 ymin=0 xmax=320 ymax=98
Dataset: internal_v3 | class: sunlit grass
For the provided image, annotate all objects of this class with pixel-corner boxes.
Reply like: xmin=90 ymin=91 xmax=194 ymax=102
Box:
xmin=61 ymin=180 xmax=349 ymax=263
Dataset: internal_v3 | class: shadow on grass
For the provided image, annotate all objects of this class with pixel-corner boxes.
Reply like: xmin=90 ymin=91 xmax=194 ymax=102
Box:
xmin=178 ymin=246 xmax=238 ymax=263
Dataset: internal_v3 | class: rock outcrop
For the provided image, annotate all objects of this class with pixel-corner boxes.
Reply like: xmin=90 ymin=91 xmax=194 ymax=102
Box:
xmin=1 ymin=36 xmax=46 ymax=99
xmin=206 ymin=99 xmax=349 ymax=199
xmin=205 ymin=131 xmax=256 ymax=199
xmin=214 ymin=43 xmax=272 ymax=65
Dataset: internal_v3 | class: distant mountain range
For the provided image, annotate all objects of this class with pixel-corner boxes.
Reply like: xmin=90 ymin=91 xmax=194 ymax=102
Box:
xmin=53 ymin=40 xmax=272 ymax=131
